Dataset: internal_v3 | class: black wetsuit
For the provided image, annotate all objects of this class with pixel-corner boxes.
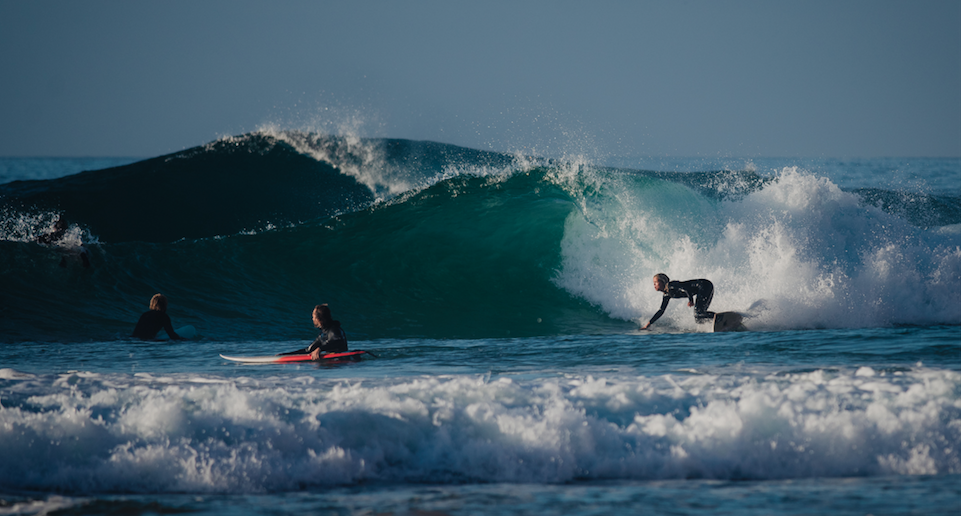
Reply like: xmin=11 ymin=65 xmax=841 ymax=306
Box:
xmin=131 ymin=310 xmax=179 ymax=340
xmin=648 ymin=279 xmax=715 ymax=325
xmin=307 ymin=323 xmax=348 ymax=353
xmin=280 ymin=322 xmax=348 ymax=355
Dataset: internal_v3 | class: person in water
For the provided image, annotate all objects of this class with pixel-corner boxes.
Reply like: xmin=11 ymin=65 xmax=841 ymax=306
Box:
xmin=36 ymin=216 xmax=68 ymax=245
xmin=641 ymin=273 xmax=715 ymax=329
xmin=279 ymin=304 xmax=348 ymax=359
xmin=36 ymin=216 xmax=90 ymax=268
xmin=131 ymin=293 xmax=185 ymax=340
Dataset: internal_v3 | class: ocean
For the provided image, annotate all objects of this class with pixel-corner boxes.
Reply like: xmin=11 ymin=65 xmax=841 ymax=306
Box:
xmin=1 ymin=131 xmax=959 ymax=515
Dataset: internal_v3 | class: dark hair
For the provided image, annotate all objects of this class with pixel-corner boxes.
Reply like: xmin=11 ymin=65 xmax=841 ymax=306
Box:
xmin=313 ymin=304 xmax=334 ymax=327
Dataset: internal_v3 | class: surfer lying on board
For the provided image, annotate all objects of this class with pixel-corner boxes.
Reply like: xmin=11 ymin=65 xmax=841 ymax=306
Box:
xmin=131 ymin=293 xmax=185 ymax=340
xmin=641 ymin=274 xmax=715 ymax=329
xmin=278 ymin=304 xmax=348 ymax=359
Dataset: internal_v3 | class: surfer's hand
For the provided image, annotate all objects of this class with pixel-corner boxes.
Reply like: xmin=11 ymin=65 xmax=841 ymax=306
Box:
xmin=688 ymin=301 xmax=694 ymax=307
xmin=310 ymin=348 xmax=323 ymax=360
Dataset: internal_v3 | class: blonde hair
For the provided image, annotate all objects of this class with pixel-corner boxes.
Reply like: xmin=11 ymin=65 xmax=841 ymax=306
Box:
xmin=653 ymin=273 xmax=670 ymax=285
xmin=149 ymin=293 xmax=168 ymax=312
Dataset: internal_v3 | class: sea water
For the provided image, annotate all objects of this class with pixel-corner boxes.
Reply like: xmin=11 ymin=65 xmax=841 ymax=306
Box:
xmin=1 ymin=134 xmax=959 ymax=515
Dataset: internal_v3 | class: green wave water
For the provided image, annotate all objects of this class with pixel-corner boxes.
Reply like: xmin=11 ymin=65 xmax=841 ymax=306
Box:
xmin=1 ymin=132 xmax=959 ymax=342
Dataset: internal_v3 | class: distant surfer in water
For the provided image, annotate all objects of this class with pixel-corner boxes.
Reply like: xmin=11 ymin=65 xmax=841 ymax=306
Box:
xmin=36 ymin=216 xmax=90 ymax=268
xmin=641 ymin=273 xmax=715 ymax=329
xmin=131 ymin=293 xmax=185 ymax=340
xmin=279 ymin=304 xmax=348 ymax=359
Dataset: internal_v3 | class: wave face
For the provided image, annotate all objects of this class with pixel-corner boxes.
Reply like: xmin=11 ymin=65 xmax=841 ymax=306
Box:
xmin=1 ymin=131 xmax=959 ymax=341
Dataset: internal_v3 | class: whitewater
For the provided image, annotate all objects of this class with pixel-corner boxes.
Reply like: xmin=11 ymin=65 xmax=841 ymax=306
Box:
xmin=0 ymin=131 xmax=959 ymax=515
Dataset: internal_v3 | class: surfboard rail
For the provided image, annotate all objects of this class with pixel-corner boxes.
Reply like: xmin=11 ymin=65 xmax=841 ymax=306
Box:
xmin=220 ymin=350 xmax=374 ymax=364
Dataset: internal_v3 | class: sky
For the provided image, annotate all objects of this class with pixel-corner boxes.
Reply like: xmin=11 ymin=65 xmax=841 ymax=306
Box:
xmin=1 ymin=0 xmax=959 ymax=159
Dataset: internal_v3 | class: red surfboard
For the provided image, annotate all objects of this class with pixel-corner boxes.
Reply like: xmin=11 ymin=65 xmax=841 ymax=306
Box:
xmin=220 ymin=350 xmax=372 ymax=364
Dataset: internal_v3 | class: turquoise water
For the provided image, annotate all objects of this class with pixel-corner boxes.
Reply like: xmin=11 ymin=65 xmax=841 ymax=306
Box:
xmin=1 ymin=135 xmax=959 ymax=514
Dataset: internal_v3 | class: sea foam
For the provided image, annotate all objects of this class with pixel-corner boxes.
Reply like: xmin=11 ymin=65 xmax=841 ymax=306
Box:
xmin=555 ymin=167 xmax=961 ymax=329
xmin=1 ymin=366 xmax=957 ymax=493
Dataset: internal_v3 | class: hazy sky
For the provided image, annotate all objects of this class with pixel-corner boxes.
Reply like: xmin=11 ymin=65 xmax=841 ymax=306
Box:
xmin=1 ymin=0 xmax=959 ymax=158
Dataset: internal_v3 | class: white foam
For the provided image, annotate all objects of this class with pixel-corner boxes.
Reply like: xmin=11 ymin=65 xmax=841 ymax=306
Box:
xmin=254 ymin=129 xmax=526 ymax=204
xmin=0 ymin=210 xmax=96 ymax=246
xmin=0 ymin=367 xmax=957 ymax=493
xmin=0 ymin=368 xmax=36 ymax=380
xmin=555 ymin=167 xmax=961 ymax=329
xmin=0 ymin=495 xmax=79 ymax=515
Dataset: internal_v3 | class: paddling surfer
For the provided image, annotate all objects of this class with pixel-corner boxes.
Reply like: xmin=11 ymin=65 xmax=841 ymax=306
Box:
xmin=279 ymin=304 xmax=348 ymax=359
xmin=131 ymin=293 xmax=185 ymax=340
xmin=641 ymin=273 xmax=715 ymax=329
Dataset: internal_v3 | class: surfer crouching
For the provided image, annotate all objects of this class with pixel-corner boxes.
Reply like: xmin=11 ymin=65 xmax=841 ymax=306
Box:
xmin=641 ymin=273 xmax=715 ymax=330
xmin=279 ymin=304 xmax=348 ymax=359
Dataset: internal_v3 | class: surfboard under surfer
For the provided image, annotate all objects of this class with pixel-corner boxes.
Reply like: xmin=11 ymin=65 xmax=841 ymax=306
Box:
xmin=641 ymin=273 xmax=715 ymax=330
xmin=278 ymin=304 xmax=348 ymax=359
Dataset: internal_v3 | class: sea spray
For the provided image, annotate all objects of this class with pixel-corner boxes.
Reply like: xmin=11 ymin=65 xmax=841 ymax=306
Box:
xmin=554 ymin=166 xmax=961 ymax=330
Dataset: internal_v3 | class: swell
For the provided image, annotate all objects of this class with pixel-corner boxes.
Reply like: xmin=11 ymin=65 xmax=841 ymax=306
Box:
xmin=850 ymin=188 xmax=961 ymax=228
xmin=1 ymin=132 xmax=959 ymax=342
xmin=0 ymin=133 xmax=516 ymax=244
xmin=0 ymin=169 xmax=627 ymax=342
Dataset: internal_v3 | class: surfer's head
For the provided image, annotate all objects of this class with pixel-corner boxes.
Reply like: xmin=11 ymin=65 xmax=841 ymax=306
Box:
xmin=653 ymin=273 xmax=669 ymax=292
xmin=149 ymin=293 xmax=168 ymax=312
xmin=313 ymin=304 xmax=334 ymax=328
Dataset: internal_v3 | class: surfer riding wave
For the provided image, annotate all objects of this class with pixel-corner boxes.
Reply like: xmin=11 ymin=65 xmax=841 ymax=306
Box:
xmin=641 ymin=274 xmax=715 ymax=329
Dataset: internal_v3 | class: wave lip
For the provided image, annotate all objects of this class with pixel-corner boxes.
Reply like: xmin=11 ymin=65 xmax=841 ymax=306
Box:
xmin=0 ymin=133 xmax=375 ymax=243
xmin=0 ymin=131 xmax=525 ymax=244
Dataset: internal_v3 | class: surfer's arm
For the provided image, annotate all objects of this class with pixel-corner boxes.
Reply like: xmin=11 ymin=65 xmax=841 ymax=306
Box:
xmin=643 ymin=297 xmax=671 ymax=329
xmin=163 ymin=325 xmax=184 ymax=340
xmin=309 ymin=334 xmax=336 ymax=360
xmin=306 ymin=327 xmax=347 ymax=358
xmin=305 ymin=334 xmax=326 ymax=356
xmin=307 ymin=333 xmax=324 ymax=354
xmin=162 ymin=315 xmax=184 ymax=340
